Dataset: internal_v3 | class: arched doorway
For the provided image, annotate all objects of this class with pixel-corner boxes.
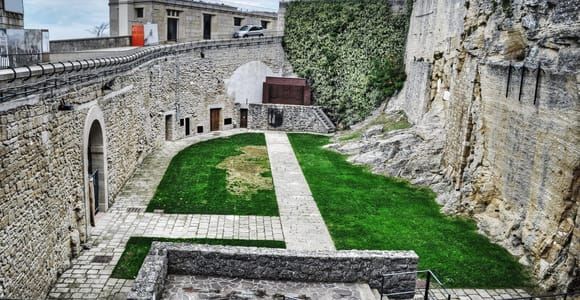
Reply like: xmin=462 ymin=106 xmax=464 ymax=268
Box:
xmin=87 ymin=121 xmax=105 ymax=226
xmin=82 ymin=106 xmax=108 ymax=237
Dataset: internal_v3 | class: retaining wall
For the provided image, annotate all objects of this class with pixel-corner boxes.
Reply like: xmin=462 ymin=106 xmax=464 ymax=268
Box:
xmin=0 ymin=37 xmax=289 ymax=300
xmin=128 ymin=243 xmax=419 ymax=300
xmin=248 ymin=103 xmax=335 ymax=133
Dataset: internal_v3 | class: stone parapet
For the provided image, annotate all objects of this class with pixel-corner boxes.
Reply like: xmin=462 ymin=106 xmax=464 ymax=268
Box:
xmin=127 ymin=243 xmax=419 ymax=299
xmin=49 ymin=36 xmax=132 ymax=53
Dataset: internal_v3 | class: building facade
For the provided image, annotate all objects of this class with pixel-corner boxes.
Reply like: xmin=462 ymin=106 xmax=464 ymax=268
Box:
xmin=109 ymin=0 xmax=278 ymax=43
xmin=0 ymin=0 xmax=24 ymax=29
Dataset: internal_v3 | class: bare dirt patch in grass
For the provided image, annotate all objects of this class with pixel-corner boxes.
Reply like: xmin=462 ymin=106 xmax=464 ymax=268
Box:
xmin=217 ymin=146 xmax=273 ymax=196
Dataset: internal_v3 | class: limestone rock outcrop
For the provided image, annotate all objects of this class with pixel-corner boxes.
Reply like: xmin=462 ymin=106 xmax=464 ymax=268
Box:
xmin=334 ymin=0 xmax=579 ymax=292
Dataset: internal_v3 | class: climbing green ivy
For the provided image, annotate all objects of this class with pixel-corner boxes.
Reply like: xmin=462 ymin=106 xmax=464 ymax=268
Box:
xmin=284 ymin=0 xmax=411 ymax=126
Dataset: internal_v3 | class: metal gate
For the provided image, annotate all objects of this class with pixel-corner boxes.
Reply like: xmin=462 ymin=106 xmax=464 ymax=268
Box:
xmin=268 ymin=108 xmax=283 ymax=128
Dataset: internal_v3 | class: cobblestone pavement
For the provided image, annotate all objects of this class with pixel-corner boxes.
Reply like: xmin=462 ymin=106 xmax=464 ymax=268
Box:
xmin=265 ymin=131 xmax=335 ymax=251
xmin=427 ymin=289 xmax=532 ymax=300
xmin=48 ymin=130 xmax=284 ymax=300
xmin=161 ymin=275 xmax=376 ymax=300
xmin=48 ymin=130 xmax=537 ymax=300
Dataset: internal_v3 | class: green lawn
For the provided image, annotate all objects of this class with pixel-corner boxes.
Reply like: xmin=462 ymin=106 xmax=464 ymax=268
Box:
xmin=147 ymin=133 xmax=279 ymax=215
xmin=111 ymin=237 xmax=286 ymax=279
xmin=288 ymin=133 xmax=530 ymax=288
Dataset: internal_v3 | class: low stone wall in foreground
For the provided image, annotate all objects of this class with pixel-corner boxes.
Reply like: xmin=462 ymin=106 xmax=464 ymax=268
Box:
xmin=127 ymin=243 xmax=418 ymax=299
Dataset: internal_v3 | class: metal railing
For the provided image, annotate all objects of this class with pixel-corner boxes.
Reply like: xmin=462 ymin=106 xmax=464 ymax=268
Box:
xmin=380 ymin=270 xmax=451 ymax=300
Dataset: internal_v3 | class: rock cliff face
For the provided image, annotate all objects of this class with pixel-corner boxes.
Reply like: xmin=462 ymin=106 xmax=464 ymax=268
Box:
xmin=333 ymin=0 xmax=579 ymax=292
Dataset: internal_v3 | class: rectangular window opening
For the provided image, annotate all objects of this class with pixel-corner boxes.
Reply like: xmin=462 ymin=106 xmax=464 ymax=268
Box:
xmin=224 ymin=118 xmax=232 ymax=125
xmin=261 ymin=21 xmax=269 ymax=29
xmin=197 ymin=126 xmax=204 ymax=133
xmin=135 ymin=8 xmax=144 ymax=18
xmin=180 ymin=119 xmax=184 ymax=126
xmin=234 ymin=17 xmax=243 ymax=26
xmin=167 ymin=9 xmax=180 ymax=17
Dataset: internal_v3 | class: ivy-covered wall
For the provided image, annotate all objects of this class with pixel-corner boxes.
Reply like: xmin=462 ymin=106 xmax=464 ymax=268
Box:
xmin=284 ymin=0 xmax=411 ymax=126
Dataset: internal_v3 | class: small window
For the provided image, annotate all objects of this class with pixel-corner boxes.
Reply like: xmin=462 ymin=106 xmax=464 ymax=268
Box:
xmin=261 ymin=21 xmax=269 ymax=29
xmin=167 ymin=9 xmax=180 ymax=17
xmin=234 ymin=17 xmax=243 ymax=26
xmin=197 ymin=126 xmax=204 ymax=133
xmin=135 ymin=8 xmax=144 ymax=18
xmin=224 ymin=118 xmax=232 ymax=125
xmin=180 ymin=119 xmax=184 ymax=126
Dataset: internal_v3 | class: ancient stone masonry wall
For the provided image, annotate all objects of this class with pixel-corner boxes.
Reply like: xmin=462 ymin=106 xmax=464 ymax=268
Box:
xmin=336 ymin=0 xmax=579 ymax=292
xmin=0 ymin=38 xmax=287 ymax=299
xmin=248 ymin=103 xmax=336 ymax=133
xmin=128 ymin=243 xmax=418 ymax=300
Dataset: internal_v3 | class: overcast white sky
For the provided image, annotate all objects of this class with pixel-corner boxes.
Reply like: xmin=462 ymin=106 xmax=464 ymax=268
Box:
xmin=23 ymin=0 xmax=278 ymax=40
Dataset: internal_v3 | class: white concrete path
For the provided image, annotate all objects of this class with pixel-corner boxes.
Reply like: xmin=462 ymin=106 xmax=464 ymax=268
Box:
xmin=265 ymin=131 xmax=335 ymax=251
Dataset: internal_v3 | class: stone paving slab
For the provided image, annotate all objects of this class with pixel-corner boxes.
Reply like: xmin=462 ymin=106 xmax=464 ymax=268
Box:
xmin=48 ymin=130 xmax=285 ymax=300
xmin=265 ymin=131 xmax=335 ymax=251
xmin=428 ymin=289 xmax=532 ymax=300
xmin=161 ymin=275 xmax=374 ymax=300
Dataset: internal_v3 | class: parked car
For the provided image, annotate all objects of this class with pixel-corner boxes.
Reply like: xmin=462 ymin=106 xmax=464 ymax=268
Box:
xmin=233 ymin=25 xmax=265 ymax=38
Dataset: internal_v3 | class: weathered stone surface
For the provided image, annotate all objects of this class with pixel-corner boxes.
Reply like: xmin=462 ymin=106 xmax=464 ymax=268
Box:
xmin=335 ymin=0 xmax=579 ymax=292
xmin=129 ymin=242 xmax=418 ymax=298
xmin=161 ymin=275 xmax=375 ymax=300
xmin=249 ymin=103 xmax=336 ymax=133
xmin=0 ymin=39 xmax=289 ymax=300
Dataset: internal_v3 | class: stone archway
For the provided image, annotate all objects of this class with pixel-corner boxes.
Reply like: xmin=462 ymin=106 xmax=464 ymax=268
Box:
xmin=82 ymin=106 xmax=108 ymax=237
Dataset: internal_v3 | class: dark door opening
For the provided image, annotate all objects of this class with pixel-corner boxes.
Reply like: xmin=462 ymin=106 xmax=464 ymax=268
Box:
xmin=203 ymin=14 xmax=212 ymax=40
xmin=165 ymin=115 xmax=173 ymax=141
xmin=210 ymin=109 xmax=221 ymax=131
xmin=240 ymin=109 xmax=248 ymax=128
xmin=167 ymin=18 xmax=178 ymax=42
xmin=87 ymin=121 xmax=105 ymax=226
xmin=185 ymin=118 xmax=191 ymax=136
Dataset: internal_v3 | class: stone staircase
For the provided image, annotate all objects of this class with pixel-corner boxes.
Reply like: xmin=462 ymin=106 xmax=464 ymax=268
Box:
xmin=313 ymin=106 xmax=336 ymax=133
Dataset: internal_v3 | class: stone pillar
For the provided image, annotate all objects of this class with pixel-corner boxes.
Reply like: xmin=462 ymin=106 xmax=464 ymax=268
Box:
xmin=277 ymin=1 xmax=289 ymax=33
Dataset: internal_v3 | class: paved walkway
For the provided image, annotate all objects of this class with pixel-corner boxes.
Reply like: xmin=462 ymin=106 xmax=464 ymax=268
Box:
xmin=412 ymin=289 xmax=532 ymax=300
xmin=48 ymin=130 xmax=284 ymax=300
xmin=265 ymin=131 xmax=335 ymax=251
xmin=48 ymin=129 xmax=535 ymax=300
xmin=162 ymin=275 xmax=375 ymax=300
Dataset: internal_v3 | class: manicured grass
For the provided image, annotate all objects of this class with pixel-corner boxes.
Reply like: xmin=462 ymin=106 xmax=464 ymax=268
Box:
xmin=288 ymin=134 xmax=531 ymax=288
xmin=147 ymin=133 xmax=279 ymax=216
xmin=111 ymin=237 xmax=286 ymax=279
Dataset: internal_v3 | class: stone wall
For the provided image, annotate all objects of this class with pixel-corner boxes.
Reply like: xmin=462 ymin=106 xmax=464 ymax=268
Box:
xmin=49 ymin=36 xmax=132 ymax=53
xmin=0 ymin=37 xmax=288 ymax=299
xmin=128 ymin=243 xmax=418 ymax=300
xmin=336 ymin=0 xmax=579 ymax=292
xmin=248 ymin=103 xmax=336 ymax=133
